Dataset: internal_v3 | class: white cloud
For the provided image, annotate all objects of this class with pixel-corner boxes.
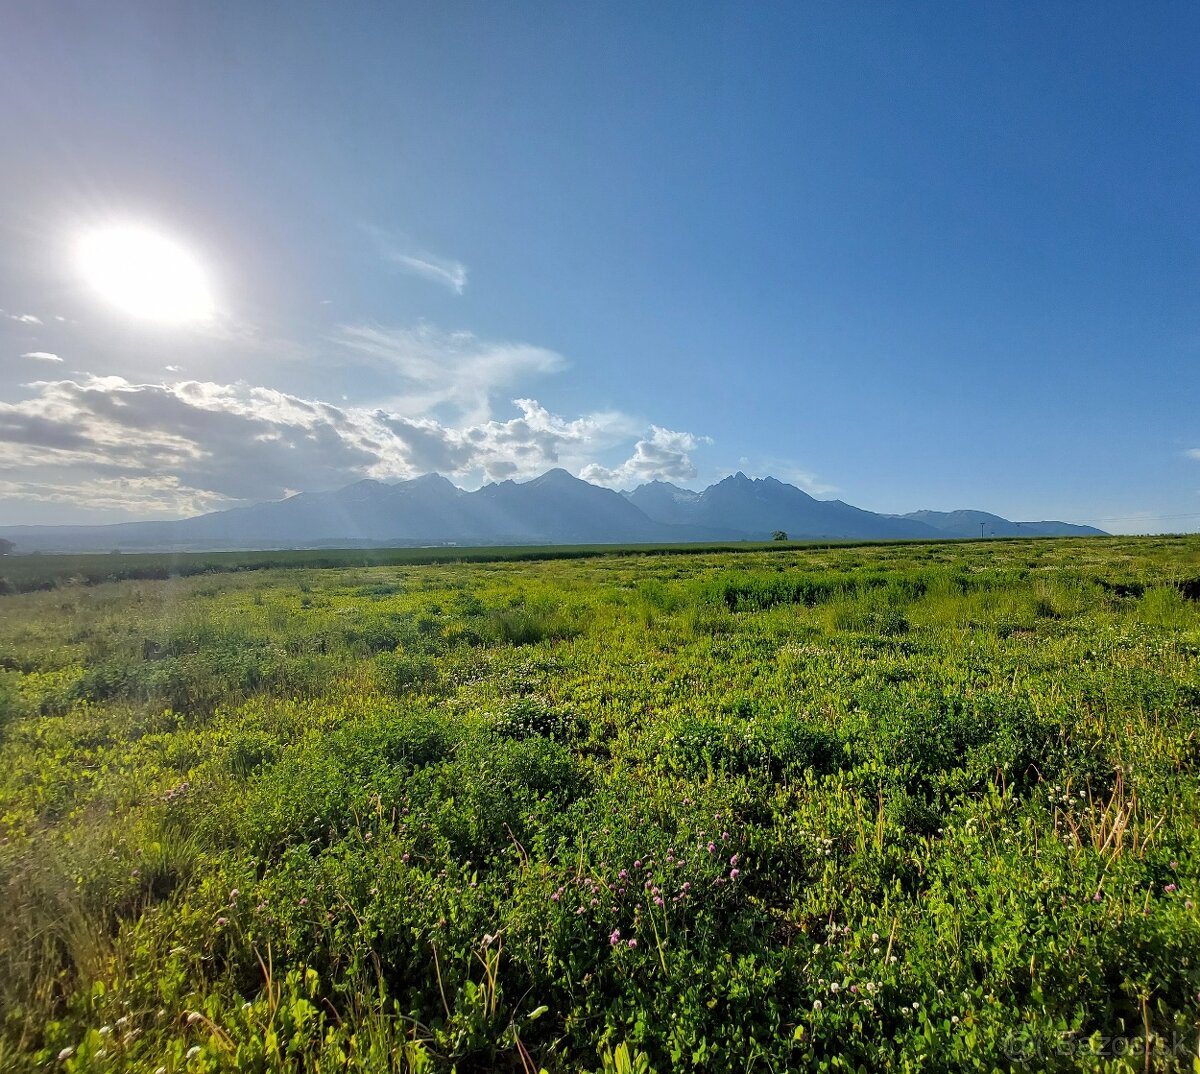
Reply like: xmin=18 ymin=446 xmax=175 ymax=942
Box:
xmin=370 ymin=399 xmax=636 ymax=482
xmin=2 ymin=311 xmax=42 ymax=325
xmin=369 ymin=228 xmax=468 ymax=294
xmin=730 ymin=456 xmax=837 ymax=496
xmin=582 ymin=426 xmax=712 ymax=488
xmin=337 ymin=323 xmax=566 ymax=422
xmin=0 ymin=374 xmax=707 ymax=517
xmin=467 ymin=399 xmax=642 ymax=481
xmin=0 ymin=476 xmax=226 ymax=519
xmin=392 ymin=252 xmax=468 ymax=294
xmin=1186 ymin=448 xmax=1200 ymax=460
xmin=20 ymin=351 xmax=62 ymax=362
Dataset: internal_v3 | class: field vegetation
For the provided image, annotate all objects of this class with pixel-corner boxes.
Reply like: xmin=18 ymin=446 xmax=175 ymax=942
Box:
xmin=1 ymin=536 xmax=1199 ymax=1071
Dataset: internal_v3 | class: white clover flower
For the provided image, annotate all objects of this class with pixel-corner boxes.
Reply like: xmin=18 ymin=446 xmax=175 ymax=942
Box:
xmin=57 ymin=1046 xmax=75 ymax=1061
xmin=187 ymin=1045 xmax=202 ymax=1061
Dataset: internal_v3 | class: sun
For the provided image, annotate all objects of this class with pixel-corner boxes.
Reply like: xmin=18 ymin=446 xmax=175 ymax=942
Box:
xmin=77 ymin=225 xmax=214 ymax=324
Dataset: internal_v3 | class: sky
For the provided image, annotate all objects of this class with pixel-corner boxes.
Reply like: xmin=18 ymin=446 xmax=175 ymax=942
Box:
xmin=1 ymin=3 xmax=1198 ymax=533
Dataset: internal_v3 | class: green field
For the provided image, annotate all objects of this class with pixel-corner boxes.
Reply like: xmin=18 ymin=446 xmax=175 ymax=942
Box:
xmin=0 ymin=539 xmax=926 ymax=595
xmin=2 ymin=536 xmax=1199 ymax=1072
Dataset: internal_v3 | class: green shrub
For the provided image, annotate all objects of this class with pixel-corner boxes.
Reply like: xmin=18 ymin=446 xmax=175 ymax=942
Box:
xmin=375 ymin=649 xmax=439 ymax=694
xmin=482 ymin=601 xmax=585 ymax=645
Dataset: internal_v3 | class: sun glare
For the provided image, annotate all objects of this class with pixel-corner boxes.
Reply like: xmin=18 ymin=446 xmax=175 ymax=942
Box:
xmin=77 ymin=225 xmax=214 ymax=324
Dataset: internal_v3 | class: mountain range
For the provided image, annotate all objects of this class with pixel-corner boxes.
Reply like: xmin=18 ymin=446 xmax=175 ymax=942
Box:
xmin=0 ymin=470 xmax=1105 ymax=553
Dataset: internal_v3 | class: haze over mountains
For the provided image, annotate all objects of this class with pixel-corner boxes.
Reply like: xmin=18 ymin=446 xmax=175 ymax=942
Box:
xmin=0 ymin=471 xmax=1105 ymax=553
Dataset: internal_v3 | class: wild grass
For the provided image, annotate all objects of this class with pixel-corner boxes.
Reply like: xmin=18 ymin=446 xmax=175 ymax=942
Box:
xmin=0 ymin=536 xmax=1198 ymax=1070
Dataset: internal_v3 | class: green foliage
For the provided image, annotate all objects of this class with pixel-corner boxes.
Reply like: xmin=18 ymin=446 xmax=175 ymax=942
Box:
xmin=375 ymin=649 xmax=439 ymax=695
xmin=0 ymin=671 xmax=23 ymax=734
xmin=1 ymin=535 xmax=1199 ymax=1071
xmin=480 ymin=597 xmax=587 ymax=645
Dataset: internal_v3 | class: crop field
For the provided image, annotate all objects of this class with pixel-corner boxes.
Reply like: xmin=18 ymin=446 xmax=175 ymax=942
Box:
xmin=1 ymin=536 xmax=1199 ymax=1072
xmin=0 ymin=539 xmax=917 ymax=595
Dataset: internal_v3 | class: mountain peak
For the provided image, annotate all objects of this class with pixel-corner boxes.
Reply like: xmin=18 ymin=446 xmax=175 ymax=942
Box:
xmin=527 ymin=467 xmax=582 ymax=486
xmin=403 ymin=472 xmax=460 ymax=491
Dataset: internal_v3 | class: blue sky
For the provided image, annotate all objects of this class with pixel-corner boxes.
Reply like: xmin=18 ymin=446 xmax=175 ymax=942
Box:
xmin=1 ymin=3 xmax=1197 ymax=532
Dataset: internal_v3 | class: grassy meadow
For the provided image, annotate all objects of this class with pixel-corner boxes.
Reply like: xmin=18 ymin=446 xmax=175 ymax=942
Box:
xmin=1 ymin=536 xmax=1199 ymax=1072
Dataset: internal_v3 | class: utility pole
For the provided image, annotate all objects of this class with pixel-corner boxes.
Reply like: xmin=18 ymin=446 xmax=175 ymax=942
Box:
xmin=980 ymin=522 xmax=986 ymax=539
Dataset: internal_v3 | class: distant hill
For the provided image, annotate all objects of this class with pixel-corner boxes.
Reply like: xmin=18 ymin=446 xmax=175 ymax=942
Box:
xmin=626 ymin=474 xmax=941 ymax=540
xmin=0 ymin=470 xmax=1106 ymax=553
xmin=900 ymin=509 xmax=1106 ymax=538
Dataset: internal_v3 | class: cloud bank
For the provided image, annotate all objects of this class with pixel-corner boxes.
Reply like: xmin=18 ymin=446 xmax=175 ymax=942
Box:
xmin=0 ymin=374 xmax=708 ymax=518
xmin=582 ymin=426 xmax=711 ymax=487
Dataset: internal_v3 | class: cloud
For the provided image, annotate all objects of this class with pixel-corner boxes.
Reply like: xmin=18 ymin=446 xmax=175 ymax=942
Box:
xmin=337 ymin=323 xmax=566 ymax=422
xmin=0 ymin=476 xmax=227 ymax=520
xmin=470 ymin=399 xmax=642 ymax=481
xmin=369 ymin=229 xmax=468 ymax=294
xmin=392 ymin=252 xmax=468 ymax=294
xmin=372 ymin=414 xmax=477 ymax=474
xmin=1186 ymin=449 xmax=1200 ymax=460
xmin=20 ymin=351 xmax=62 ymax=362
xmin=0 ymin=377 xmax=378 ymax=503
xmin=2 ymin=311 xmax=42 ymax=325
xmin=371 ymin=397 xmax=641 ymax=482
xmin=582 ymin=426 xmax=712 ymax=488
xmin=729 ymin=456 xmax=837 ymax=496
xmin=0 ymin=374 xmax=707 ymax=517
